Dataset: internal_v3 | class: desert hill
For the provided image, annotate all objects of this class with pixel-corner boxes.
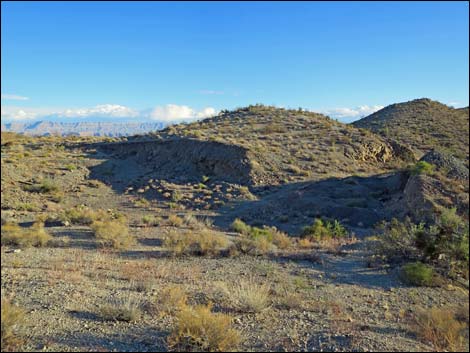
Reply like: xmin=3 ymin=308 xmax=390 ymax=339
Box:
xmin=352 ymin=98 xmax=469 ymax=163
xmin=1 ymin=104 xmax=468 ymax=352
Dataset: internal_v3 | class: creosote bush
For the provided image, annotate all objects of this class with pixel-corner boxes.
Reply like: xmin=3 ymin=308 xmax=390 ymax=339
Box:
xmin=376 ymin=208 xmax=469 ymax=279
xmin=230 ymin=219 xmax=291 ymax=254
xmin=301 ymin=218 xmax=348 ymax=241
xmin=400 ymin=262 xmax=436 ymax=286
xmin=410 ymin=161 xmax=434 ymax=175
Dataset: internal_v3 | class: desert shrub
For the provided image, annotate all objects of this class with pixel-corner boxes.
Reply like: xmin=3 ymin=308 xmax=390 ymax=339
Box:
xmin=271 ymin=229 xmax=292 ymax=249
xmin=230 ymin=218 xmax=251 ymax=235
xmin=231 ymin=236 xmax=273 ymax=256
xmin=401 ymin=262 xmax=436 ymax=286
xmin=411 ymin=306 xmax=468 ymax=351
xmin=410 ymin=161 xmax=434 ymax=175
xmin=158 ymin=285 xmax=187 ymax=314
xmin=298 ymin=238 xmax=314 ymax=248
xmin=168 ymin=303 xmax=240 ymax=352
xmin=1 ymin=221 xmax=52 ymax=247
xmin=62 ymin=206 xmax=101 ymax=225
xmin=62 ymin=207 xmax=126 ymax=226
xmin=219 ymin=277 xmax=271 ymax=313
xmin=377 ymin=209 xmax=469 ymax=279
xmin=260 ymin=124 xmax=287 ymax=134
xmin=277 ymin=289 xmax=304 ymax=310
xmin=230 ymin=219 xmax=291 ymax=252
xmin=23 ymin=178 xmax=59 ymax=193
xmin=99 ymin=297 xmax=141 ymax=322
xmin=301 ymin=218 xmax=348 ymax=241
xmin=1 ymin=299 xmax=25 ymax=349
xmin=182 ymin=214 xmax=207 ymax=230
xmin=13 ymin=202 xmax=40 ymax=212
xmin=163 ymin=230 xmax=229 ymax=256
xmin=91 ymin=219 xmax=134 ymax=249
xmin=168 ymin=214 xmax=184 ymax=227
xmin=142 ymin=215 xmax=161 ymax=227
xmin=375 ymin=218 xmax=421 ymax=261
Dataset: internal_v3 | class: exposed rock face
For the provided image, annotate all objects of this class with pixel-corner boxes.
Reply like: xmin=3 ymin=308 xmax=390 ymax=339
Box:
xmin=346 ymin=142 xmax=393 ymax=163
xmin=420 ymin=150 xmax=469 ymax=180
xmin=95 ymin=138 xmax=258 ymax=185
xmin=402 ymin=175 xmax=439 ymax=224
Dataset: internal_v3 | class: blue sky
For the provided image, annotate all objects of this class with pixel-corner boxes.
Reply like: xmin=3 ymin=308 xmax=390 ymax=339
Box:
xmin=1 ymin=1 xmax=469 ymax=123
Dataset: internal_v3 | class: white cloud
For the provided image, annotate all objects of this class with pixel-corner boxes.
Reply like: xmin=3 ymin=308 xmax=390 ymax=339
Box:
xmin=199 ymin=90 xmax=224 ymax=95
xmin=321 ymin=105 xmax=384 ymax=122
xmin=1 ymin=94 xmax=29 ymax=101
xmin=1 ymin=106 xmax=57 ymax=121
xmin=447 ymin=101 xmax=466 ymax=108
xmin=1 ymin=104 xmax=139 ymax=121
xmin=58 ymin=104 xmax=139 ymax=118
xmin=150 ymin=104 xmax=217 ymax=122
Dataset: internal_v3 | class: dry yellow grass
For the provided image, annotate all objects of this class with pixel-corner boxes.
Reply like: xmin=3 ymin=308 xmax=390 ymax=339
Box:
xmin=91 ymin=219 xmax=134 ymax=249
xmin=1 ymin=221 xmax=52 ymax=247
xmin=411 ymin=306 xmax=468 ymax=352
xmin=1 ymin=298 xmax=25 ymax=350
xmin=168 ymin=303 xmax=240 ymax=352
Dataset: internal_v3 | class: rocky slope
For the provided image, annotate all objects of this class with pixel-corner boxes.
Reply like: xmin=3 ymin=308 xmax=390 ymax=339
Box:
xmin=352 ymin=98 xmax=469 ymax=163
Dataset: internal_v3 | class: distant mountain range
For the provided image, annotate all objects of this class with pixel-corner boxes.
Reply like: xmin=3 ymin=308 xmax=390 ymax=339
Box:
xmin=1 ymin=121 xmax=167 ymax=137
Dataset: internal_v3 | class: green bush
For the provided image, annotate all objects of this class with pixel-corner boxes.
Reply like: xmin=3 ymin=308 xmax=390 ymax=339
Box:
xmin=23 ymin=178 xmax=59 ymax=193
xmin=377 ymin=209 xmax=469 ymax=280
xmin=411 ymin=161 xmax=434 ymax=175
xmin=230 ymin=219 xmax=291 ymax=252
xmin=230 ymin=218 xmax=251 ymax=235
xmin=301 ymin=218 xmax=348 ymax=241
xmin=401 ymin=262 xmax=435 ymax=286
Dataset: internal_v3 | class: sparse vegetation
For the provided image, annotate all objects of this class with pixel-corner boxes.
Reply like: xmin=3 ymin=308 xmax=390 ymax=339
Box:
xmin=99 ymin=297 xmax=142 ymax=322
xmin=1 ymin=298 xmax=25 ymax=350
xmin=23 ymin=178 xmax=59 ymax=194
xmin=376 ymin=208 xmax=469 ymax=280
xmin=168 ymin=303 xmax=240 ymax=352
xmin=1 ymin=221 xmax=52 ymax=247
xmin=400 ymin=262 xmax=436 ymax=286
xmin=301 ymin=218 xmax=348 ymax=241
xmin=230 ymin=219 xmax=291 ymax=252
xmin=411 ymin=306 xmax=468 ymax=351
xmin=410 ymin=161 xmax=434 ymax=175
xmin=219 ymin=277 xmax=271 ymax=313
xmin=91 ymin=219 xmax=134 ymax=249
xmin=167 ymin=214 xmax=184 ymax=227
xmin=163 ymin=230 xmax=229 ymax=256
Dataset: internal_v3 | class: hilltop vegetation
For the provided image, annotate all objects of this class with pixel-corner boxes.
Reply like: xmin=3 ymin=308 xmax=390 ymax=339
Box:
xmin=353 ymin=98 xmax=469 ymax=163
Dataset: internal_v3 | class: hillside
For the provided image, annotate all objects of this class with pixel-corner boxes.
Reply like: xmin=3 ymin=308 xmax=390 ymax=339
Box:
xmin=352 ymin=98 xmax=469 ymax=162
xmin=143 ymin=105 xmax=415 ymax=185
xmin=1 ymin=105 xmax=469 ymax=352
